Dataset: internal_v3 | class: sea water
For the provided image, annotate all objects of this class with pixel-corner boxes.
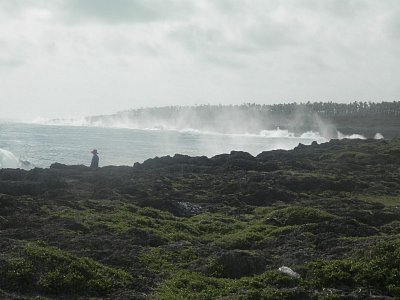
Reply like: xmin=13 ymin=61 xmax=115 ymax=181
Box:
xmin=0 ymin=122 xmax=328 ymax=169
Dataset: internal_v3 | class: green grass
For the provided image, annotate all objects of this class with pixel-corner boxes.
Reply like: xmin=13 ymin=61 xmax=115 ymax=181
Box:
xmin=155 ymin=269 xmax=304 ymax=300
xmin=139 ymin=246 xmax=198 ymax=273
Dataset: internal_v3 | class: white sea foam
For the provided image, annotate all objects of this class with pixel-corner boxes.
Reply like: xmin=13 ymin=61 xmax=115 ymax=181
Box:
xmin=31 ymin=117 xmax=91 ymax=127
xmin=374 ymin=133 xmax=384 ymax=139
xmin=260 ymin=128 xmax=295 ymax=138
xmin=178 ymin=128 xmax=203 ymax=134
xmin=299 ymin=131 xmax=326 ymax=140
xmin=337 ymin=132 xmax=366 ymax=140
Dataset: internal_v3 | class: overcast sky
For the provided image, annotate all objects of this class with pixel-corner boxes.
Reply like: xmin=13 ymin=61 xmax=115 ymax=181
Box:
xmin=0 ymin=0 xmax=399 ymax=120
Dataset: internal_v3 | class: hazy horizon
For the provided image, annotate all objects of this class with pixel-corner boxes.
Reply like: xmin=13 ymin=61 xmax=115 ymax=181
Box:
xmin=1 ymin=0 xmax=400 ymax=120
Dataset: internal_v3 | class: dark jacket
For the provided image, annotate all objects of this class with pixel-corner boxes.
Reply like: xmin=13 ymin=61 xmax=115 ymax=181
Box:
xmin=90 ymin=154 xmax=99 ymax=168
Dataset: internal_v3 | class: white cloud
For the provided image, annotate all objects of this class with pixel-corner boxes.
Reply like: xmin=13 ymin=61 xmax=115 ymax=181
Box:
xmin=0 ymin=0 xmax=399 ymax=120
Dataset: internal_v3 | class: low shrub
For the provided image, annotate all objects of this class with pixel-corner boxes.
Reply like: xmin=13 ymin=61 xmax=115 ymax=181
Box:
xmin=0 ymin=242 xmax=132 ymax=296
xmin=266 ymin=206 xmax=335 ymax=226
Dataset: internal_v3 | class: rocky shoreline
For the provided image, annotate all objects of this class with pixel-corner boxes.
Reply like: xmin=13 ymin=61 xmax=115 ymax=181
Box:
xmin=1 ymin=138 xmax=400 ymax=299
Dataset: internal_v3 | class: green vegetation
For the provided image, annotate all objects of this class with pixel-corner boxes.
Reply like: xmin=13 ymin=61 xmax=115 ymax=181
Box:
xmin=265 ymin=206 xmax=335 ymax=225
xmin=306 ymin=240 xmax=400 ymax=297
xmin=46 ymin=201 xmax=199 ymax=242
xmin=0 ymin=242 xmax=132 ymax=296
xmin=156 ymin=269 xmax=304 ymax=300
xmin=139 ymin=246 xmax=198 ymax=273
xmin=155 ymin=240 xmax=400 ymax=299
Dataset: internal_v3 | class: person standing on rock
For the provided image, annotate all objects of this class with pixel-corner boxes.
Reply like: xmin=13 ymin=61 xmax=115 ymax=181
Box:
xmin=90 ymin=149 xmax=99 ymax=168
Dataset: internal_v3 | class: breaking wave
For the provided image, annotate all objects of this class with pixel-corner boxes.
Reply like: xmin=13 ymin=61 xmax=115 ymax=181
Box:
xmin=31 ymin=116 xmax=385 ymax=142
xmin=260 ymin=128 xmax=296 ymax=138
xmin=259 ymin=128 xmax=326 ymax=140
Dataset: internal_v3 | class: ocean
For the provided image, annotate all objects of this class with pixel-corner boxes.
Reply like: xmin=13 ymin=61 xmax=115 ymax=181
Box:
xmin=0 ymin=122 xmax=329 ymax=169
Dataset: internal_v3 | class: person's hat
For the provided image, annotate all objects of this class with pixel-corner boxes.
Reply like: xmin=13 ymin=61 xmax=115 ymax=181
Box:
xmin=91 ymin=149 xmax=98 ymax=154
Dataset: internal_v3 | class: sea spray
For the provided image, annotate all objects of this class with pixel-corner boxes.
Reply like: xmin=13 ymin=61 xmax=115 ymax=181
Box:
xmin=31 ymin=115 xmax=366 ymax=142
xmin=0 ymin=149 xmax=34 ymax=169
xmin=0 ymin=149 xmax=20 ymax=169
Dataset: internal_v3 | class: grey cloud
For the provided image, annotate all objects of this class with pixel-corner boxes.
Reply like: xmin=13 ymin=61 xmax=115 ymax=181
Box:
xmin=387 ymin=6 xmax=400 ymax=40
xmin=169 ymin=7 xmax=302 ymax=65
xmin=294 ymin=0 xmax=372 ymax=17
xmin=391 ymin=18 xmax=400 ymax=40
xmin=0 ymin=58 xmax=24 ymax=69
xmin=1 ymin=0 xmax=400 ymax=120
xmin=60 ymin=0 xmax=195 ymax=23
xmin=0 ymin=0 xmax=195 ymax=24
xmin=171 ymin=0 xmax=400 ymax=74
xmin=211 ymin=0 xmax=371 ymax=18
xmin=170 ymin=26 xmax=224 ymax=52
xmin=0 ymin=0 xmax=31 ymax=13
xmin=0 ymin=0 xmax=58 ymax=15
xmin=169 ymin=25 xmax=248 ymax=68
xmin=0 ymin=37 xmax=28 ymax=70
xmin=211 ymin=0 xmax=250 ymax=14
xmin=243 ymin=21 xmax=301 ymax=52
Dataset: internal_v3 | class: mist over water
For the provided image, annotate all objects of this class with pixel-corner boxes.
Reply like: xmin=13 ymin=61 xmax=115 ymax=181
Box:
xmin=33 ymin=106 xmax=340 ymax=138
xmin=33 ymin=105 xmax=385 ymax=143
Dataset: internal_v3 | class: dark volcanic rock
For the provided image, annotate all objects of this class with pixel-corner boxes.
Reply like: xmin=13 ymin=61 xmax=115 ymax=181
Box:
xmin=137 ymin=198 xmax=203 ymax=217
xmin=0 ymin=180 xmax=42 ymax=196
xmin=1 ymin=139 xmax=400 ymax=299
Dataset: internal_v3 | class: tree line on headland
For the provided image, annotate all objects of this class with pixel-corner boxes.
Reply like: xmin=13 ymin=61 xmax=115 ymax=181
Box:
xmin=119 ymin=101 xmax=400 ymax=117
xmin=268 ymin=101 xmax=400 ymax=116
